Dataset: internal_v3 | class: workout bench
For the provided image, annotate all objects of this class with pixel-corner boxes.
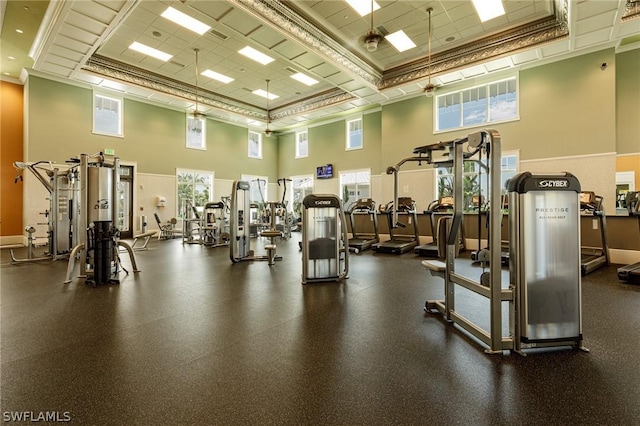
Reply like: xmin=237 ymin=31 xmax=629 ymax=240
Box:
xmin=131 ymin=230 xmax=157 ymax=251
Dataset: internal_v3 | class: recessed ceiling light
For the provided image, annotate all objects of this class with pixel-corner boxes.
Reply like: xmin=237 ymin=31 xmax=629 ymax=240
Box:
xmin=472 ymin=0 xmax=505 ymax=22
xmin=161 ymin=6 xmax=211 ymax=35
xmin=291 ymin=72 xmax=319 ymax=86
xmin=238 ymin=46 xmax=274 ymax=65
xmin=16 ymin=29 xmax=24 ymax=34
xmin=8 ymin=56 xmax=15 ymax=60
xmin=201 ymin=69 xmax=234 ymax=84
xmin=128 ymin=42 xmax=172 ymax=61
xmin=252 ymin=89 xmax=279 ymax=100
xmin=3 ymin=72 xmax=10 ymax=76
xmin=344 ymin=0 xmax=380 ymax=17
xmin=385 ymin=30 xmax=416 ymax=53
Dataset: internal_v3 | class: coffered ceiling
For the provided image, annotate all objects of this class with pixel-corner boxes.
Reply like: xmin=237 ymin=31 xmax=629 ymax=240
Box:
xmin=1 ymin=0 xmax=639 ymax=133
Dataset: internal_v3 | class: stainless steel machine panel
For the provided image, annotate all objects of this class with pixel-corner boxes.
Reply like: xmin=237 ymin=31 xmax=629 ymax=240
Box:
xmin=88 ymin=167 xmax=113 ymax=222
xmin=520 ymin=190 xmax=581 ymax=341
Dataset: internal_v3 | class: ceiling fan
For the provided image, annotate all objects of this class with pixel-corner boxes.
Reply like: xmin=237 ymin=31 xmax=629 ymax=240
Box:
xmin=424 ymin=7 xmax=437 ymax=97
xmin=264 ymin=79 xmax=273 ymax=137
xmin=362 ymin=0 xmax=384 ymax=52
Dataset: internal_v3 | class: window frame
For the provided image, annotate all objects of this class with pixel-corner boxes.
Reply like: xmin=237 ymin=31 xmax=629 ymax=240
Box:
xmin=434 ymin=150 xmax=519 ymax=212
xmin=339 ymin=168 xmax=371 ymax=209
xmin=295 ymin=129 xmax=309 ymax=159
xmin=92 ymin=92 xmax=123 ymax=137
xmin=290 ymin=174 xmax=314 ymax=221
xmin=248 ymin=130 xmax=263 ymax=159
xmin=434 ymin=75 xmax=519 ymax=133
xmin=345 ymin=116 xmax=363 ymax=151
xmin=176 ymin=168 xmax=214 ymax=219
xmin=186 ymin=114 xmax=206 ymax=151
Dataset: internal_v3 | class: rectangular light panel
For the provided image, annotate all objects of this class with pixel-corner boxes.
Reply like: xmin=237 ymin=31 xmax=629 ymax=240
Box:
xmin=344 ymin=0 xmax=381 ymax=17
xmin=385 ymin=30 xmax=416 ymax=53
xmin=128 ymin=42 xmax=172 ymax=62
xmin=201 ymin=69 xmax=234 ymax=84
xmin=472 ymin=0 xmax=505 ymax=22
xmin=161 ymin=7 xmax=211 ymax=35
xmin=252 ymin=89 xmax=279 ymax=100
xmin=291 ymin=72 xmax=319 ymax=86
xmin=238 ymin=46 xmax=275 ymax=65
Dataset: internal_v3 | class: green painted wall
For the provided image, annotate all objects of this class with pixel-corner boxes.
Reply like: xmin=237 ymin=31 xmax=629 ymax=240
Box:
xmin=380 ymin=95 xmax=434 ymax=170
xmin=616 ymin=48 xmax=640 ymax=155
xmin=26 ymin=76 xmax=278 ymax=179
xmin=277 ymin=110 xmax=382 ymax=177
xmin=376 ymin=49 xmax=618 ymax=163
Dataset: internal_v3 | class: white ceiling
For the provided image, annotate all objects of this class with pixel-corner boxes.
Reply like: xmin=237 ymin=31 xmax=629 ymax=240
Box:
xmin=6 ymin=0 xmax=640 ymax=132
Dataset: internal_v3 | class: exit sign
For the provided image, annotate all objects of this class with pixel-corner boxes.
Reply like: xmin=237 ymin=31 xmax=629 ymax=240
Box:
xmin=104 ymin=148 xmax=115 ymax=156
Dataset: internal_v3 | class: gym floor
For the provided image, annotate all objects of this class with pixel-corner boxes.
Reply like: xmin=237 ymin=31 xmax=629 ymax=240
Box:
xmin=2 ymin=236 xmax=639 ymax=424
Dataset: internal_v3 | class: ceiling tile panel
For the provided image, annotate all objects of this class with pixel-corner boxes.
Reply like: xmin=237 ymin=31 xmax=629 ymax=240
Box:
xmin=47 ymin=53 xmax=80 ymax=70
xmin=292 ymin=52 xmax=325 ymax=70
xmin=66 ymin=9 xmax=108 ymax=35
xmin=576 ymin=0 xmax=621 ymax=20
xmin=71 ymin=0 xmax=118 ymax=24
xmin=49 ymin=45 xmax=85 ymax=62
xmin=220 ymin=10 xmax=262 ymax=37
xmin=573 ymin=27 xmax=614 ymax=49
xmin=575 ymin=11 xmax=617 ymax=36
xmin=271 ymin=41 xmax=307 ymax=60
xmin=40 ymin=62 xmax=73 ymax=77
xmin=248 ymin=27 xmax=287 ymax=49
xmin=188 ymin=1 xmax=235 ymax=22
xmin=510 ymin=49 xmax=540 ymax=65
xmin=52 ymin=35 xmax=92 ymax=55
xmin=59 ymin=24 xmax=100 ymax=46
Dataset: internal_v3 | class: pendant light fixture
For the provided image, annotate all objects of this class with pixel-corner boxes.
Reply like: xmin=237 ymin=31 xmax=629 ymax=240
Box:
xmin=424 ymin=8 xmax=436 ymax=97
xmin=264 ymin=79 xmax=272 ymax=137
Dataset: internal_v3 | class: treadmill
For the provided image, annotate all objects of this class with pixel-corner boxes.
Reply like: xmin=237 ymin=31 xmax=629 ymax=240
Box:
xmin=579 ymin=191 xmax=609 ymax=276
xmin=415 ymin=196 xmax=457 ymax=257
xmin=618 ymin=191 xmax=640 ymax=283
xmin=346 ymin=198 xmax=379 ymax=253
xmin=373 ymin=197 xmax=420 ymax=254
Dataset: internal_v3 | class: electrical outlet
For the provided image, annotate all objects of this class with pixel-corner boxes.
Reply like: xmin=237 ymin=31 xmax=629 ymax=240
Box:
xmin=592 ymin=219 xmax=598 ymax=230
xmin=403 ymin=185 xmax=409 ymax=193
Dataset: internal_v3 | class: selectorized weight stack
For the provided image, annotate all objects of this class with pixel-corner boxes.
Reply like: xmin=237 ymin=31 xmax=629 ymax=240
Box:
xmin=508 ymin=172 xmax=587 ymax=352
xmin=229 ymin=180 xmax=283 ymax=265
xmin=64 ymin=153 xmax=139 ymax=286
xmin=301 ymin=194 xmax=349 ymax=284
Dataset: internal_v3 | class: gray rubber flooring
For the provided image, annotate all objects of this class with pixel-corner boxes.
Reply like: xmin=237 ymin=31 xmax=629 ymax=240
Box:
xmin=2 ymin=236 xmax=639 ymax=424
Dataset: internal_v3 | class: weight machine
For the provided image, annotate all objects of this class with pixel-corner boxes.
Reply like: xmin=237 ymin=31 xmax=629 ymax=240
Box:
xmin=11 ymin=160 xmax=81 ymax=263
xmin=229 ymin=180 xmax=283 ymax=265
xmin=301 ymin=194 xmax=349 ymax=284
xmin=421 ymin=129 xmax=586 ymax=355
xmin=62 ymin=153 xmax=139 ymax=286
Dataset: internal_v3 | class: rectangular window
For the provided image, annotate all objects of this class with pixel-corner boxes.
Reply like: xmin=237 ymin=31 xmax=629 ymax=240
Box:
xmin=436 ymin=152 xmax=518 ymax=211
xmin=295 ymin=130 xmax=309 ymax=158
xmin=435 ymin=77 xmax=518 ymax=132
xmin=93 ymin=93 xmax=123 ymax=137
xmin=248 ymin=130 xmax=262 ymax=159
xmin=339 ymin=169 xmax=371 ymax=209
xmin=291 ymin=175 xmax=314 ymax=221
xmin=241 ymin=174 xmax=268 ymax=205
xmin=186 ymin=115 xmax=206 ymax=150
xmin=346 ymin=117 xmax=363 ymax=150
xmin=176 ymin=169 xmax=214 ymax=219
xmin=242 ymin=174 xmax=268 ymax=226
